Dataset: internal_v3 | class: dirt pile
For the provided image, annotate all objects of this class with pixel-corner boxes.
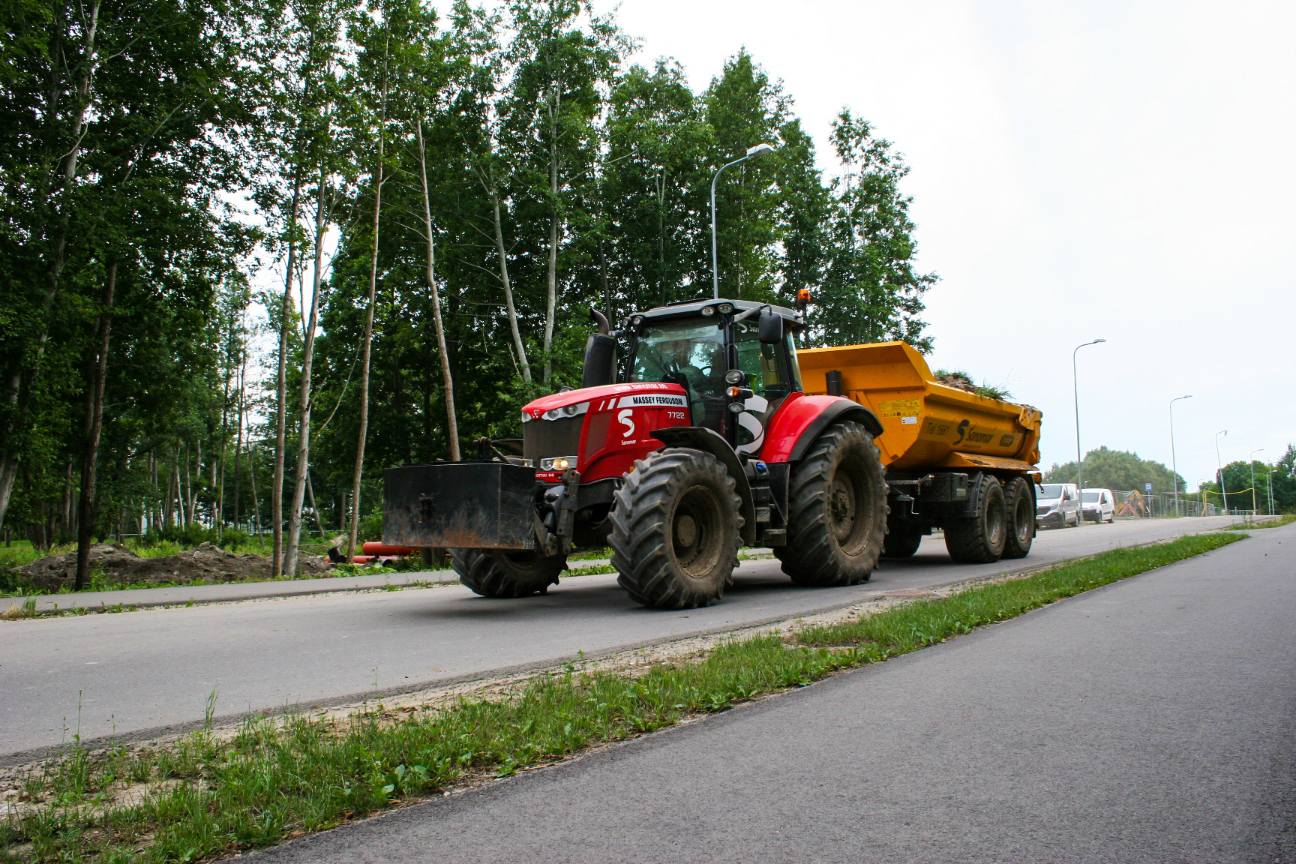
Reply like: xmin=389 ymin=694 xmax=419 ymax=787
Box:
xmin=17 ymin=543 xmax=329 ymax=593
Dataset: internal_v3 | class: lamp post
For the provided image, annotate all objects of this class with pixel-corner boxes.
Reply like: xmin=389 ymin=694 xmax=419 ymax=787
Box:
xmin=1270 ymin=468 xmax=1279 ymax=516
xmin=1169 ymin=394 xmax=1192 ymax=517
xmin=1249 ymin=448 xmax=1264 ymax=516
xmin=1215 ymin=429 xmax=1229 ymax=513
xmin=1073 ymin=338 xmax=1106 ymax=524
xmin=710 ymin=143 xmax=776 ymax=299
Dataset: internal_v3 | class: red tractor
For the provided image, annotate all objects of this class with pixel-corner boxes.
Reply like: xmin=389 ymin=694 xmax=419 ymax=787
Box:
xmin=383 ymin=296 xmax=888 ymax=608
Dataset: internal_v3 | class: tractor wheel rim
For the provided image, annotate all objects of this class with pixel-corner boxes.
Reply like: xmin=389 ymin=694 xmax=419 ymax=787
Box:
xmin=829 ymin=463 xmax=869 ymax=553
xmin=672 ymin=485 xmax=723 ymax=580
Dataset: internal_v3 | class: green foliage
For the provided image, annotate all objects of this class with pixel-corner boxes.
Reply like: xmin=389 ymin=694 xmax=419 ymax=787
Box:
xmin=1045 ymin=446 xmax=1185 ymax=493
xmin=932 ymin=368 xmax=1012 ymax=401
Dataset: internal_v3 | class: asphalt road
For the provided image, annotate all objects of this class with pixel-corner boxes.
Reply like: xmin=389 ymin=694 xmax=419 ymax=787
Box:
xmin=249 ymin=521 xmax=1296 ymax=864
xmin=0 ymin=516 xmax=1244 ymax=761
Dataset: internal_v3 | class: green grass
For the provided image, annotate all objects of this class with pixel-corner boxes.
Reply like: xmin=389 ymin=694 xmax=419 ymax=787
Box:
xmin=1229 ymin=513 xmax=1296 ymax=530
xmin=0 ymin=532 xmax=1244 ymax=863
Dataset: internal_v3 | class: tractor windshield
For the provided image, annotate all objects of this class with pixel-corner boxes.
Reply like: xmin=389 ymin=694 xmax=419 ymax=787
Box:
xmin=630 ymin=319 xmax=726 ymax=430
xmin=630 ymin=320 xmax=726 ymax=389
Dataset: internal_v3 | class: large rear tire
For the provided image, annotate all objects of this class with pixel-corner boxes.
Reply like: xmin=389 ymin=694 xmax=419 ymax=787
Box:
xmin=1001 ymin=476 xmax=1034 ymax=559
xmin=452 ymin=549 xmax=565 ymax=598
xmin=775 ymin=421 xmax=887 ymax=586
xmin=944 ymin=473 xmax=1007 ymax=563
xmin=609 ymin=448 xmax=743 ymax=609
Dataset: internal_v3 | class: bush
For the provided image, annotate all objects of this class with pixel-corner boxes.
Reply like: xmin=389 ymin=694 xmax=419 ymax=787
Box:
xmin=357 ymin=509 xmax=383 ymax=545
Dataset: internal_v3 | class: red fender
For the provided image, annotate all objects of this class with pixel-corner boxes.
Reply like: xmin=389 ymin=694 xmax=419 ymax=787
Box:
xmin=759 ymin=393 xmax=882 ymax=464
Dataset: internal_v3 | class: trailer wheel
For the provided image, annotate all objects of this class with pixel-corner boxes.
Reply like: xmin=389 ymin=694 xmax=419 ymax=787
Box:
xmin=1001 ymin=476 xmax=1035 ymax=559
xmin=451 ymin=549 xmax=564 ymax=598
xmin=882 ymin=521 xmax=924 ymax=559
xmin=944 ymin=473 xmax=1007 ymax=563
xmin=776 ymin=421 xmax=886 ymax=586
xmin=610 ymin=448 xmax=742 ymax=609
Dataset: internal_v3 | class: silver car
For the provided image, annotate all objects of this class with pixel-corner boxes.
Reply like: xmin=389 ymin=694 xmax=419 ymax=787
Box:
xmin=1036 ymin=483 xmax=1080 ymax=528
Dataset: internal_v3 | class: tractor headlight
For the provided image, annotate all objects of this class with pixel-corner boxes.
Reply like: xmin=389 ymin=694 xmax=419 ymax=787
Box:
xmin=717 ymin=302 xmax=734 ymax=315
xmin=724 ymin=369 xmax=745 ymax=385
xmin=700 ymin=305 xmax=715 ymax=316
xmin=539 ymin=456 xmax=577 ymax=472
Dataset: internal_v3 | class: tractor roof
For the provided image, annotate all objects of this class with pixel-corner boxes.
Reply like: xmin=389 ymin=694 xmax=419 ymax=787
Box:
xmin=630 ymin=298 xmax=803 ymax=330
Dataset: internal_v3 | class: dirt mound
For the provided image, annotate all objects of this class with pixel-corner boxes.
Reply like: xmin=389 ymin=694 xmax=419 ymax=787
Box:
xmin=18 ymin=543 xmax=328 ymax=593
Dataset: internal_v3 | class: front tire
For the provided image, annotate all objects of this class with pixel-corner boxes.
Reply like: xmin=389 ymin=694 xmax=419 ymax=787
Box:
xmin=452 ymin=549 xmax=565 ymax=598
xmin=944 ymin=473 xmax=1007 ymax=563
xmin=776 ymin=421 xmax=886 ymax=586
xmin=1001 ymin=476 xmax=1034 ymax=559
xmin=610 ymin=448 xmax=743 ymax=609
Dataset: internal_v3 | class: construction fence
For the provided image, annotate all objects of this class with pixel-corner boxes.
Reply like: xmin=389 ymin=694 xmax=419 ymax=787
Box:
xmin=1109 ymin=488 xmax=1269 ymax=519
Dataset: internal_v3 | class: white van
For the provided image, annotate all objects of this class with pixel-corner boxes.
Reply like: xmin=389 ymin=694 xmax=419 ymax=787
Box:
xmin=1036 ymin=483 xmax=1080 ymax=528
xmin=1082 ymin=488 xmax=1115 ymax=523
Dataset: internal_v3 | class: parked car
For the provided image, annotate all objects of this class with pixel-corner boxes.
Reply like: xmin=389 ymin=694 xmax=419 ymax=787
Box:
xmin=1036 ymin=483 xmax=1080 ymax=528
xmin=1082 ymin=488 xmax=1116 ymax=523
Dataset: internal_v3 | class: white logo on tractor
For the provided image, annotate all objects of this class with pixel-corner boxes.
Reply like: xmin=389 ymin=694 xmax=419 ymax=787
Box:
xmin=618 ymin=408 xmax=636 ymax=440
xmin=736 ymin=394 xmax=769 ymax=455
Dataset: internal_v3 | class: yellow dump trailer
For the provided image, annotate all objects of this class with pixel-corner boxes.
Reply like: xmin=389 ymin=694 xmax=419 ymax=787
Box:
xmin=798 ymin=341 xmax=1044 ymax=563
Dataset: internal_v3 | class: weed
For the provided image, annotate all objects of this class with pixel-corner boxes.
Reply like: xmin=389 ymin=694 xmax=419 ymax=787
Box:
xmin=1229 ymin=513 xmax=1296 ymax=530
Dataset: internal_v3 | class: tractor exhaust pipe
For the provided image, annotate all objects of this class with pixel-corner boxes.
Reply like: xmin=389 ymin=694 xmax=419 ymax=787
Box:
xmin=581 ymin=307 xmax=617 ymax=388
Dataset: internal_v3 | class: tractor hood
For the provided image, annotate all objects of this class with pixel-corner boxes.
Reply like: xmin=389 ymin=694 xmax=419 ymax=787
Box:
xmin=521 ymin=382 xmax=688 ymax=423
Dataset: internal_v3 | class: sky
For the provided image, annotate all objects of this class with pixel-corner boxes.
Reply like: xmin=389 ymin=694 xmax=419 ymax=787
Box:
xmin=601 ymin=0 xmax=1295 ymax=492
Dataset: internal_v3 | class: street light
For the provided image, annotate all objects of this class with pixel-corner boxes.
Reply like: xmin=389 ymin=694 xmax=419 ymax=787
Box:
xmin=710 ymin=143 xmax=777 ymax=299
xmin=1215 ymin=429 xmax=1229 ymax=513
xmin=1270 ymin=468 xmax=1279 ymax=516
xmin=1169 ymin=394 xmax=1192 ymax=517
xmin=1249 ymin=448 xmax=1264 ymax=516
xmin=1073 ymin=338 xmax=1106 ymax=525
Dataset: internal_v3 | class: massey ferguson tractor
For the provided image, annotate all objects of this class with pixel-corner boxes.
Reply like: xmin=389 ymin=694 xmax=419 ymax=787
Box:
xmin=384 ymin=295 xmax=1043 ymax=608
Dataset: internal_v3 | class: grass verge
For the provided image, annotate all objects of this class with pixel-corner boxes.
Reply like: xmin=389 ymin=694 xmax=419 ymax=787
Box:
xmin=1229 ymin=513 xmax=1295 ymax=530
xmin=1 ymin=532 xmax=1244 ymax=862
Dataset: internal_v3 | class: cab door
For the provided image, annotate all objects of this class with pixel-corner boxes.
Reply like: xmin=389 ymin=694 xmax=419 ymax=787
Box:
xmin=731 ymin=322 xmax=798 ymax=455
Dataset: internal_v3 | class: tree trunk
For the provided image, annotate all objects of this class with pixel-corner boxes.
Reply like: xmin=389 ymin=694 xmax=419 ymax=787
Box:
xmin=74 ymin=261 xmax=116 ymax=589
xmin=272 ymin=175 xmax=303 ymax=577
xmin=231 ymin=337 xmax=246 ymax=528
xmin=346 ymin=54 xmax=390 ymax=560
xmin=542 ymin=88 xmax=562 ymax=385
xmin=284 ymin=171 xmax=330 ymax=577
xmin=490 ymin=185 xmax=531 ymax=384
xmin=415 ymin=122 xmax=460 ymax=461
xmin=248 ymin=441 xmax=260 ymax=535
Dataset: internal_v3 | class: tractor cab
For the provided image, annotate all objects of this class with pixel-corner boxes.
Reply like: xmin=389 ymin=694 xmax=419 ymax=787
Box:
xmin=617 ymin=299 xmax=806 ymax=454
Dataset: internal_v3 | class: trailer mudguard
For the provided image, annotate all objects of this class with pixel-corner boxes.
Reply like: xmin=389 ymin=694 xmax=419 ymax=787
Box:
xmin=651 ymin=426 xmax=757 ymax=545
xmin=760 ymin=394 xmax=884 ymax=465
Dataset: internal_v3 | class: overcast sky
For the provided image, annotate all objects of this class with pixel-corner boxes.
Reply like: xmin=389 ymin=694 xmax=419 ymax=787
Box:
xmin=602 ymin=0 xmax=1294 ymax=492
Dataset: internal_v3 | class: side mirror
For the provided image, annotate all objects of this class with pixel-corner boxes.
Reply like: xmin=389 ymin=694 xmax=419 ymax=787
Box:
xmin=758 ymin=308 xmax=784 ymax=344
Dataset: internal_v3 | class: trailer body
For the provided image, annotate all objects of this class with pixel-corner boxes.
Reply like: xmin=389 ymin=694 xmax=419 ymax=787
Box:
xmin=798 ymin=341 xmax=1042 ymax=560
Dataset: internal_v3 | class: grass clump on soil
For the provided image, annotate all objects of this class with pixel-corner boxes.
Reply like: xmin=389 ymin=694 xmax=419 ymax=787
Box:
xmin=1 ymin=532 xmax=1245 ymax=863
xmin=1229 ymin=513 xmax=1296 ymax=530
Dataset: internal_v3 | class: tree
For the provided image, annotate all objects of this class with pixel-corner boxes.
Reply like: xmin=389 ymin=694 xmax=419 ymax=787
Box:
xmin=812 ymin=110 xmax=936 ymax=349
xmin=1045 ymin=447 xmax=1184 ymax=494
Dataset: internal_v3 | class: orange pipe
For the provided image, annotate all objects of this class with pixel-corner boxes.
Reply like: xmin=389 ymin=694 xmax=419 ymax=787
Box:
xmin=361 ymin=542 xmax=416 ymax=556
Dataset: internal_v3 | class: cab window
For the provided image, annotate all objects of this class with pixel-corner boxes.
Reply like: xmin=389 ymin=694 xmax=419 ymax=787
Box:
xmin=733 ymin=320 xmax=790 ymax=399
